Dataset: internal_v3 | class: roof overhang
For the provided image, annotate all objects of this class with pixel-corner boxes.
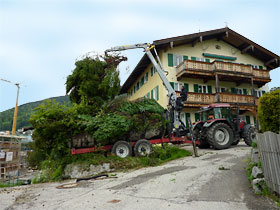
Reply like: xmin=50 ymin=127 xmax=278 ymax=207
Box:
xmin=120 ymin=27 xmax=280 ymax=94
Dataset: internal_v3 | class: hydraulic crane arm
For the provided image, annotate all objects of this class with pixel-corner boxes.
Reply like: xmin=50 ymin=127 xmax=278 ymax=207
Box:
xmin=105 ymin=43 xmax=184 ymax=131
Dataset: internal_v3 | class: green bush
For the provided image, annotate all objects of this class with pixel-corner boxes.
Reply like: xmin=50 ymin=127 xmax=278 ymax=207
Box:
xmin=258 ymin=89 xmax=280 ymax=133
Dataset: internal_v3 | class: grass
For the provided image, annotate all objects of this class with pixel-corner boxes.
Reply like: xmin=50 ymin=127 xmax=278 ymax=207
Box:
xmin=35 ymin=144 xmax=192 ymax=182
xmin=0 ymin=181 xmax=23 ymax=188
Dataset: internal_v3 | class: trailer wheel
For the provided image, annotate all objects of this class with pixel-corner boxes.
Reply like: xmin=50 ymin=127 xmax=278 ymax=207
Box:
xmin=134 ymin=139 xmax=153 ymax=156
xmin=207 ymin=122 xmax=233 ymax=150
xmin=112 ymin=141 xmax=132 ymax=158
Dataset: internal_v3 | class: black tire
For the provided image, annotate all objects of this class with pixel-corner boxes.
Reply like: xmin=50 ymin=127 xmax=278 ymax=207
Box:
xmin=134 ymin=139 xmax=153 ymax=156
xmin=244 ymin=127 xmax=256 ymax=146
xmin=207 ymin=122 xmax=233 ymax=150
xmin=112 ymin=141 xmax=132 ymax=158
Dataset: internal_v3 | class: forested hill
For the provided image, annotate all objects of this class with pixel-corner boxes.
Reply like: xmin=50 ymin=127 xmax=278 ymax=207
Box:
xmin=0 ymin=96 xmax=71 ymax=131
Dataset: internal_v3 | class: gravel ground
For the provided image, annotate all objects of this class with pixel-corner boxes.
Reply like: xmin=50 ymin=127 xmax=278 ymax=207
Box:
xmin=0 ymin=142 xmax=279 ymax=210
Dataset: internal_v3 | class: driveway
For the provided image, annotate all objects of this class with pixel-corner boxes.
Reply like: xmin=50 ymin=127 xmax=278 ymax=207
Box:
xmin=0 ymin=142 xmax=278 ymax=210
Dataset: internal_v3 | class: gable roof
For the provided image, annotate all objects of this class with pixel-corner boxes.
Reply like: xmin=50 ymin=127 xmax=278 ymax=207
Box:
xmin=120 ymin=27 xmax=280 ymax=93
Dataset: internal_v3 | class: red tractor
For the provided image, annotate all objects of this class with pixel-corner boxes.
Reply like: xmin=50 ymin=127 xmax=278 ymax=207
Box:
xmin=193 ymin=103 xmax=256 ymax=150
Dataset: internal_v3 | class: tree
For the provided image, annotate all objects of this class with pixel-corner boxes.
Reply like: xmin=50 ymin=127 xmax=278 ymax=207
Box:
xmin=257 ymin=89 xmax=280 ymax=133
xmin=66 ymin=56 xmax=120 ymax=106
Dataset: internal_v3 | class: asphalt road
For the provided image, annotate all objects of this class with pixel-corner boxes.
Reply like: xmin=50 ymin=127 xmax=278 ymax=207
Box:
xmin=0 ymin=142 xmax=279 ymax=210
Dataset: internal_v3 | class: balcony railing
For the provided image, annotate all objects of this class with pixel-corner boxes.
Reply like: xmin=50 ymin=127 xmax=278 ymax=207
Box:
xmin=176 ymin=91 xmax=258 ymax=106
xmin=176 ymin=60 xmax=270 ymax=81
xmin=253 ymin=69 xmax=270 ymax=78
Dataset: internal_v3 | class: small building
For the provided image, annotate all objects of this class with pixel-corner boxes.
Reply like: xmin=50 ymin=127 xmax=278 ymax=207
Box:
xmin=120 ymin=27 xmax=279 ymax=126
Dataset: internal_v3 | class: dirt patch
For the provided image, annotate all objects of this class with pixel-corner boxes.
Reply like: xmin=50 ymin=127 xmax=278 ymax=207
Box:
xmin=110 ymin=166 xmax=196 ymax=190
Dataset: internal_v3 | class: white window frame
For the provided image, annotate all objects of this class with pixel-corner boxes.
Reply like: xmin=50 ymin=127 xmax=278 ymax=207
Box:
xmin=236 ymin=88 xmax=243 ymax=95
xmin=198 ymin=84 xmax=208 ymax=93
xmin=174 ymin=82 xmax=184 ymax=91
xmin=217 ymin=87 xmax=226 ymax=93
xmin=151 ymin=86 xmax=159 ymax=100
xmin=173 ymin=54 xmax=183 ymax=67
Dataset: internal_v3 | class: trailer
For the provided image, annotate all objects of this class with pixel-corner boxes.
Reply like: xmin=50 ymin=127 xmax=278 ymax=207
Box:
xmin=71 ymin=134 xmax=200 ymax=158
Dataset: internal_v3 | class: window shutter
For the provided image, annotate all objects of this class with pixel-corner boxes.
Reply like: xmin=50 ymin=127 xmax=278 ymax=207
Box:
xmin=170 ymin=82 xmax=174 ymax=89
xmin=151 ymin=67 xmax=154 ymax=76
xmin=191 ymin=56 xmax=196 ymax=61
xmin=262 ymin=91 xmax=265 ymax=95
xmin=185 ymin=113 xmax=190 ymax=128
xmin=246 ymin=116 xmax=251 ymax=124
xmin=231 ymin=88 xmax=237 ymax=94
xmin=134 ymin=86 xmax=136 ymax=93
xmin=168 ymin=54 xmax=173 ymax=67
xmin=259 ymin=66 xmax=263 ymax=70
xmin=205 ymin=58 xmax=210 ymax=63
xmin=243 ymin=89 xmax=247 ymax=95
xmin=141 ymin=77 xmax=144 ymax=86
xmin=151 ymin=90 xmax=153 ymax=99
xmin=194 ymin=84 xmax=199 ymax=93
xmin=183 ymin=56 xmax=188 ymax=61
xmin=156 ymin=86 xmax=159 ymax=100
xmin=207 ymin=85 xmax=212 ymax=94
xmin=184 ymin=83 xmax=189 ymax=92
xmin=147 ymin=92 xmax=150 ymax=99
xmin=195 ymin=113 xmax=200 ymax=122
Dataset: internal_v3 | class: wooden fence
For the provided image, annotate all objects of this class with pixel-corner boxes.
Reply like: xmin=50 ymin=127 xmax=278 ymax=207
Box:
xmin=256 ymin=132 xmax=280 ymax=195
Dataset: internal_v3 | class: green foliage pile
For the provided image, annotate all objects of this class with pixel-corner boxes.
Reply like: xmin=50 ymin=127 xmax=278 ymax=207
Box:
xmin=257 ymin=89 xmax=280 ymax=133
xmin=66 ymin=56 xmax=120 ymax=106
xmin=0 ymin=96 xmax=70 ymax=131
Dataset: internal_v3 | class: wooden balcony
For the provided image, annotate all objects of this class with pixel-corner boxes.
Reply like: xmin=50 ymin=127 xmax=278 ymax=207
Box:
xmin=176 ymin=92 xmax=258 ymax=108
xmin=176 ymin=60 xmax=270 ymax=86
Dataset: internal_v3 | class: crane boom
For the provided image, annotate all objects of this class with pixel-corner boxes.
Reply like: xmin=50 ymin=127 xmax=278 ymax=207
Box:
xmin=105 ymin=43 xmax=187 ymax=132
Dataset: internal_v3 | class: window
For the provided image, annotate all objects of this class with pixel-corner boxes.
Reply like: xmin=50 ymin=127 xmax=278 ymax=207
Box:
xmin=191 ymin=56 xmax=210 ymax=62
xmin=136 ymin=82 xmax=140 ymax=91
xmin=174 ymin=82 xmax=184 ymax=91
xmin=217 ymin=87 xmax=226 ymax=93
xmin=145 ymin=92 xmax=150 ymax=99
xmin=255 ymin=90 xmax=265 ymax=98
xmin=151 ymin=86 xmax=159 ymax=101
xmin=173 ymin=54 xmax=183 ymax=66
xmin=140 ymin=77 xmax=144 ymax=87
xmin=198 ymin=84 xmax=208 ymax=93
xmin=236 ymin=88 xmax=243 ymax=95
xmin=151 ymin=66 xmax=156 ymax=76
xmin=144 ymin=72 xmax=148 ymax=83
xmin=252 ymin=65 xmax=263 ymax=70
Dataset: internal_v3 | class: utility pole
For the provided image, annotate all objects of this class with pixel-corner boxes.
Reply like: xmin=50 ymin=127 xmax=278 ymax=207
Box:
xmin=0 ymin=78 xmax=20 ymax=135
xmin=12 ymin=83 xmax=20 ymax=135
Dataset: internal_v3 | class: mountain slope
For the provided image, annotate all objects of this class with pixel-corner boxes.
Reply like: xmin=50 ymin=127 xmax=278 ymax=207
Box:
xmin=0 ymin=96 xmax=70 ymax=131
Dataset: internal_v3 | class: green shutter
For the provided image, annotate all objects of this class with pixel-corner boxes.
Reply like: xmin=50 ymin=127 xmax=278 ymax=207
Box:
xmin=259 ymin=66 xmax=263 ymax=69
xmin=243 ymin=89 xmax=247 ymax=95
xmin=134 ymin=86 xmax=136 ymax=93
xmin=170 ymin=82 xmax=174 ymax=89
xmin=141 ymin=77 xmax=144 ymax=86
xmin=246 ymin=116 xmax=251 ymax=124
xmin=231 ymin=88 xmax=237 ymax=94
xmin=184 ymin=83 xmax=189 ymax=92
xmin=147 ymin=92 xmax=150 ymax=99
xmin=194 ymin=84 xmax=199 ymax=93
xmin=205 ymin=58 xmax=210 ymax=63
xmin=185 ymin=113 xmax=190 ymax=128
xmin=207 ymin=85 xmax=212 ymax=94
xmin=183 ymin=56 xmax=188 ymax=61
xmin=262 ymin=91 xmax=265 ymax=95
xmin=151 ymin=90 xmax=153 ymax=99
xmin=156 ymin=86 xmax=159 ymax=100
xmin=195 ymin=113 xmax=200 ymax=122
xmin=151 ymin=67 xmax=154 ymax=76
xmin=191 ymin=56 xmax=196 ymax=61
xmin=168 ymin=54 xmax=173 ymax=67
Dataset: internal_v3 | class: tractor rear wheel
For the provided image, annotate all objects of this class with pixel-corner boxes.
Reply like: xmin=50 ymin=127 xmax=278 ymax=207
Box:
xmin=207 ymin=123 xmax=233 ymax=150
xmin=112 ymin=141 xmax=132 ymax=158
xmin=134 ymin=139 xmax=153 ymax=156
xmin=244 ymin=127 xmax=256 ymax=146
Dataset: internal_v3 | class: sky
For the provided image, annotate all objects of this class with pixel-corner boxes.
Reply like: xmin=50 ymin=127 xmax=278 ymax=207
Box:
xmin=0 ymin=0 xmax=279 ymax=112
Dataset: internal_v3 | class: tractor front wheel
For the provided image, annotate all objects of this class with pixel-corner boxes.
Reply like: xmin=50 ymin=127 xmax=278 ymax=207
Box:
xmin=244 ymin=127 xmax=256 ymax=146
xmin=207 ymin=123 xmax=233 ymax=150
